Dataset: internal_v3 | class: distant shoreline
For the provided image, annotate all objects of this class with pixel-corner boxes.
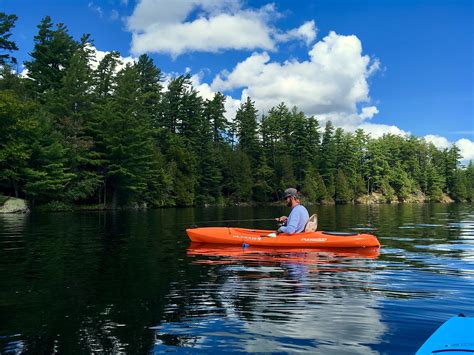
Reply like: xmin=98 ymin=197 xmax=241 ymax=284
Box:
xmin=1 ymin=193 xmax=469 ymax=213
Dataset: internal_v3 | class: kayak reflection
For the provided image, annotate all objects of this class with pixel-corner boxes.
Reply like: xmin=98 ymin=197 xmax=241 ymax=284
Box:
xmin=187 ymin=243 xmax=380 ymax=266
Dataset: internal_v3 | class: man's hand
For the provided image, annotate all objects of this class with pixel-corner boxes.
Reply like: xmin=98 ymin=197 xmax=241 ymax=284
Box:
xmin=278 ymin=216 xmax=288 ymax=223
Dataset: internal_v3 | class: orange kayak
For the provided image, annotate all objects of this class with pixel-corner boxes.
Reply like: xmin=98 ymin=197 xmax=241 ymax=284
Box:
xmin=186 ymin=227 xmax=381 ymax=248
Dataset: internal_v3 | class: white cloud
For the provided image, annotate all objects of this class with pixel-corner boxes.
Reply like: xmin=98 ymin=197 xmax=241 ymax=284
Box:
xmin=424 ymin=135 xmax=474 ymax=163
xmin=358 ymin=123 xmax=409 ymax=138
xmin=455 ymin=138 xmax=474 ymax=162
xmin=360 ymin=106 xmax=379 ymax=120
xmin=424 ymin=134 xmax=450 ymax=149
xmin=212 ymin=31 xmax=378 ymax=118
xmin=87 ymin=45 xmax=137 ymax=72
xmin=190 ymin=72 xmax=240 ymax=122
xmin=127 ymin=0 xmax=316 ymax=56
xmin=276 ymin=20 xmax=317 ymax=45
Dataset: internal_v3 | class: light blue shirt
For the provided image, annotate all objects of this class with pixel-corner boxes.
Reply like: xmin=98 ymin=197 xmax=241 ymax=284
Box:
xmin=278 ymin=204 xmax=309 ymax=234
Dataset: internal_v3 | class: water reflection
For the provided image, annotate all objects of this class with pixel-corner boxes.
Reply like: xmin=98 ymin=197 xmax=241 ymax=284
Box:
xmin=187 ymin=243 xmax=380 ymax=265
xmin=150 ymin=244 xmax=384 ymax=353
xmin=1 ymin=204 xmax=473 ymax=354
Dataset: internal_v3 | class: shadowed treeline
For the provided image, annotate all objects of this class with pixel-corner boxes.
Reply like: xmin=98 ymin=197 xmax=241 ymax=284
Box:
xmin=1 ymin=14 xmax=473 ymax=209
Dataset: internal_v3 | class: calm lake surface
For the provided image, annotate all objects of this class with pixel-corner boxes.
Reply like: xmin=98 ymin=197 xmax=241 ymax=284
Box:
xmin=1 ymin=203 xmax=473 ymax=354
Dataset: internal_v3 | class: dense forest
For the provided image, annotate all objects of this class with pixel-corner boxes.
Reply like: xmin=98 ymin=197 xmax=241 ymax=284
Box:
xmin=0 ymin=14 xmax=473 ymax=209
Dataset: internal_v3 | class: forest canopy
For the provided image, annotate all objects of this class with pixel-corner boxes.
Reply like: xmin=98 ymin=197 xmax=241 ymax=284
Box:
xmin=0 ymin=14 xmax=473 ymax=208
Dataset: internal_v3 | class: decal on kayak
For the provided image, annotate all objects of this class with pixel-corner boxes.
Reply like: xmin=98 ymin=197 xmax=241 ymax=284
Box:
xmin=301 ymin=238 xmax=327 ymax=242
xmin=233 ymin=236 xmax=263 ymax=241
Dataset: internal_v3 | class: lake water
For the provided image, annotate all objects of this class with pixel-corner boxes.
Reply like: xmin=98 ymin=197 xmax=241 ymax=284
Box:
xmin=1 ymin=203 xmax=473 ymax=354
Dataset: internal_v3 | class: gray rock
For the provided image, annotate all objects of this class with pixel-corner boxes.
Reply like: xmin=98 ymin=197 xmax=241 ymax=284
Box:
xmin=0 ymin=197 xmax=29 ymax=214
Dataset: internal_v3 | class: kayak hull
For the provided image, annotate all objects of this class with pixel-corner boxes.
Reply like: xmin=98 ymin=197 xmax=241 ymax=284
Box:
xmin=186 ymin=227 xmax=380 ymax=248
xmin=416 ymin=315 xmax=474 ymax=354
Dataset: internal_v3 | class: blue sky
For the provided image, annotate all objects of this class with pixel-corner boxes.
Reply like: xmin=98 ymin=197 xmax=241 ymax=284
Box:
xmin=2 ymin=0 xmax=473 ymax=161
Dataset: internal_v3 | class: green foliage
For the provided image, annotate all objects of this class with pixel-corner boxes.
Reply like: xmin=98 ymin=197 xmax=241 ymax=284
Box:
xmin=320 ymin=121 xmax=337 ymax=184
xmin=24 ymin=16 xmax=78 ymax=95
xmin=235 ymin=97 xmax=259 ymax=164
xmin=301 ymin=167 xmax=329 ymax=203
xmin=0 ymin=14 xmax=469 ymax=208
xmin=335 ymin=169 xmax=353 ymax=204
xmin=253 ymin=155 xmax=274 ymax=203
xmin=23 ymin=114 xmax=75 ymax=204
xmin=0 ymin=91 xmax=36 ymax=197
xmin=35 ymin=200 xmax=73 ymax=212
xmin=0 ymin=12 xmax=19 ymax=65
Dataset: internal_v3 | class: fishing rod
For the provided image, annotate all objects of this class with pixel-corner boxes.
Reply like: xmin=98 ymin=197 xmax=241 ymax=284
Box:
xmin=181 ymin=218 xmax=279 ymax=225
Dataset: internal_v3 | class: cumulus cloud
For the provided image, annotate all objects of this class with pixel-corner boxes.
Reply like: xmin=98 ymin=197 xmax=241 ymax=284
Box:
xmin=190 ymin=72 xmax=241 ymax=122
xmin=87 ymin=45 xmax=137 ymax=72
xmin=360 ymin=106 xmax=379 ymax=120
xmin=212 ymin=31 xmax=378 ymax=118
xmin=424 ymin=135 xmax=474 ymax=163
xmin=456 ymin=138 xmax=474 ymax=162
xmin=127 ymin=0 xmax=316 ymax=56
xmin=424 ymin=135 xmax=450 ymax=150
xmin=358 ymin=123 xmax=409 ymax=138
xmin=275 ymin=20 xmax=317 ymax=45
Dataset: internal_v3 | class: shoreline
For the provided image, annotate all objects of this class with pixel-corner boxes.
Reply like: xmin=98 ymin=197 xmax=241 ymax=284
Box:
xmin=1 ymin=193 xmax=469 ymax=213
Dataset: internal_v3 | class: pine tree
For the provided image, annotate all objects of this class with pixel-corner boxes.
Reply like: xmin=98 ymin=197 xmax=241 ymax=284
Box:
xmin=23 ymin=113 xmax=75 ymax=205
xmin=235 ymin=97 xmax=259 ymax=164
xmin=222 ymin=150 xmax=253 ymax=202
xmin=426 ymin=161 xmax=444 ymax=201
xmin=451 ymin=170 xmax=468 ymax=201
xmin=203 ymin=92 xmax=227 ymax=143
xmin=95 ymin=64 xmax=156 ymax=207
xmin=253 ymin=154 xmax=274 ymax=202
xmin=320 ymin=120 xmax=337 ymax=184
xmin=0 ymin=12 xmax=19 ymax=65
xmin=93 ymin=51 xmax=121 ymax=99
xmin=335 ymin=169 xmax=353 ymax=203
xmin=24 ymin=17 xmax=78 ymax=96
xmin=445 ymin=145 xmax=461 ymax=196
xmin=0 ymin=91 xmax=36 ymax=197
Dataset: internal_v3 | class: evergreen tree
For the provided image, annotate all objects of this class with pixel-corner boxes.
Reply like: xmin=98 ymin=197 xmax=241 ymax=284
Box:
xmin=160 ymin=75 xmax=190 ymax=136
xmin=274 ymin=154 xmax=296 ymax=193
xmin=388 ymin=162 xmax=415 ymax=201
xmin=451 ymin=170 xmax=468 ymax=201
xmin=253 ymin=154 xmax=274 ymax=202
xmin=96 ymin=64 xmax=156 ymax=207
xmin=222 ymin=150 xmax=253 ymax=202
xmin=0 ymin=91 xmax=35 ymax=197
xmin=0 ymin=12 xmax=19 ymax=65
xmin=50 ymin=36 xmax=101 ymax=202
xmin=24 ymin=17 xmax=78 ymax=96
xmin=334 ymin=169 xmax=353 ymax=203
xmin=166 ymin=135 xmax=197 ymax=206
xmin=465 ymin=161 xmax=474 ymax=201
xmin=93 ymin=51 xmax=121 ymax=99
xmin=426 ymin=161 xmax=444 ymax=201
xmin=289 ymin=107 xmax=309 ymax=182
xmin=23 ymin=113 xmax=75 ymax=205
xmin=235 ymin=96 xmax=259 ymax=164
xmin=203 ymin=92 xmax=227 ymax=143
xmin=320 ymin=120 xmax=337 ymax=184
xmin=445 ymin=145 xmax=461 ymax=196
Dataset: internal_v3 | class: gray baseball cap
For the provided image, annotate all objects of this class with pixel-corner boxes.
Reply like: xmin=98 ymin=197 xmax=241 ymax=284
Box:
xmin=283 ymin=188 xmax=298 ymax=199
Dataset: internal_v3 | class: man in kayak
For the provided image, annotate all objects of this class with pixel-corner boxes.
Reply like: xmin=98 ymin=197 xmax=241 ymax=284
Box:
xmin=274 ymin=188 xmax=309 ymax=235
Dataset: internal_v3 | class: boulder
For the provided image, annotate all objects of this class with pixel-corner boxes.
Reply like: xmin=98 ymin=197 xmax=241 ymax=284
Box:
xmin=0 ymin=197 xmax=29 ymax=214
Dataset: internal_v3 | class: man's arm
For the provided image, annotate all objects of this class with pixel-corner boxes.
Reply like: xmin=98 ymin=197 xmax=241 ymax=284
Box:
xmin=278 ymin=212 xmax=300 ymax=234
